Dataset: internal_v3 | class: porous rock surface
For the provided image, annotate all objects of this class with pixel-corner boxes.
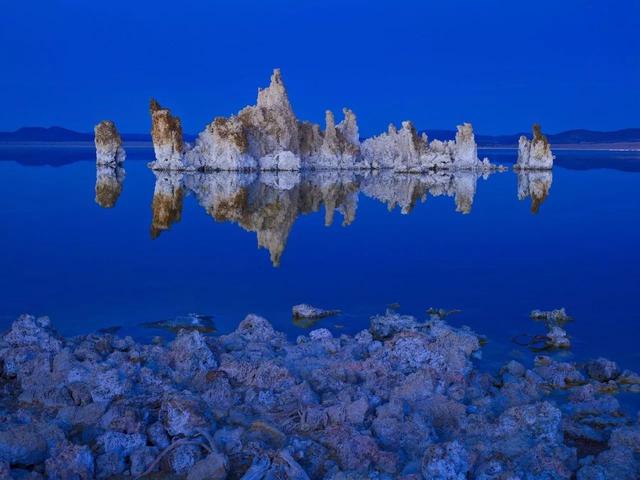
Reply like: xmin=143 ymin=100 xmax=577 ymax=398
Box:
xmin=515 ymin=124 xmax=555 ymax=170
xmin=149 ymin=69 xmax=495 ymax=173
xmin=150 ymin=98 xmax=186 ymax=171
xmin=94 ymin=120 xmax=125 ymax=165
xmin=1 ymin=312 xmax=639 ymax=479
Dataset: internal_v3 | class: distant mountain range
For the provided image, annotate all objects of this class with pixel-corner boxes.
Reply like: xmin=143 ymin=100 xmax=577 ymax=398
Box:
xmin=1 ymin=126 xmax=639 ymax=147
xmin=0 ymin=127 xmax=196 ymax=143
xmin=421 ymin=128 xmax=640 ymax=147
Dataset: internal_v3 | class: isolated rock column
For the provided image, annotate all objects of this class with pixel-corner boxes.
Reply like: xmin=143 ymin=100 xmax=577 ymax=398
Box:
xmin=94 ymin=120 xmax=125 ymax=165
xmin=515 ymin=124 xmax=554 ymax=170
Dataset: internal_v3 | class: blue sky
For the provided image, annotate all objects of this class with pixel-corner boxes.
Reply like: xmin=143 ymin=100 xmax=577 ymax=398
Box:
xmin=1 ymin=0 xmax=638 ymax=136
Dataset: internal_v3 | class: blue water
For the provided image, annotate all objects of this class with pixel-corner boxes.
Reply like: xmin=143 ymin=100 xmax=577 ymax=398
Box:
xmin=1 ymin=147 xmax=639 ymax=374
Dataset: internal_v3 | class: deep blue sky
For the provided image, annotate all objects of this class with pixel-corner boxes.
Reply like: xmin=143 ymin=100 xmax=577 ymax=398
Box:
xmin=1 ymin=0 xmax=638 ymax=136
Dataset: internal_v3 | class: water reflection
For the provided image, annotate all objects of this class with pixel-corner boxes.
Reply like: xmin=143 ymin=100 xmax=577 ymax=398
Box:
xmin=150 ymin=172 xmax=185 ymax=239
xmin=516 ymin=171 xmax=553 ymax=214
xmin=147 ymin=170 xmax=537 ymax=266
xmin=95 ymin=165 xmax=125 ymax=208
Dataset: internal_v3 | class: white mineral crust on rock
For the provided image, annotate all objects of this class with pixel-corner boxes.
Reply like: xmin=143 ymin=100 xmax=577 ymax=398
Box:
xmin=149 ymin=99 xmax=187 ymax=171
xmin=94 ymin=120 xmax=125 ymax=165
xmin=515 ymin=124 xmax=554 ymax=170
xmin=148 ymin=69 xmax=498 ymax=172
xmin=361 ymin=121 xmax=492 ymax=172
xmin=177 ymin=69 xmax=362 ymax=172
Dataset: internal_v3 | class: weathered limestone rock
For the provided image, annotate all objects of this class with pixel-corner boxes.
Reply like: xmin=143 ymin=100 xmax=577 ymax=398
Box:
xmin=183 ymin=69 xmax=361 ymax=171
xmin=308 ymin=109 xmax=363 ymax=169
xmin=515 ymin=123 xmax=554 ymax=170
xmin=148 ymin=69 xmax=496 ymax=172
xmin=186 ymin=116 xmax=256 ymax=171
xmin=452 ymin=122 xmax=479 ymax=168
xmin=149 ymin=99 xmax=186 ymax=170
xmin=1 ymin=311 xmax=639 ymax=478
xmin=95 ymin=165 xmax=125 ymax=208
xmin=361 ymin=121 xmax=490 ymax=172
xmin=94 ymin=120 xmax=125 ymax=165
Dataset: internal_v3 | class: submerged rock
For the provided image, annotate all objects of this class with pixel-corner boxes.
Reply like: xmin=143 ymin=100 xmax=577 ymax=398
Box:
xmin=143 ymin=313 xmax=215 ymax=334
xmin=530 ymin=308 xmax=571 ymax=326
xmin=94 ymin=120 xmax=125 ymax=165
xmin=515 ymin=123 xmax=554 ymax=170
xmin=292 ymin=304 xmax=341 ymax=320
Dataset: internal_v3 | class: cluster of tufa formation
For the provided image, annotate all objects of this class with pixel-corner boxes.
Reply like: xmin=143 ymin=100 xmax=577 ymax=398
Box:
xmin=361 ymin=122 xmax=492 ymax=172
xmin=515 ymin=124 xmax=555 ymax=170
xmin=149 ymin=169 xmax=503 ymax=266
xmin=148 ymin=69 xmax=495 ymax=173
xmin=94 ymin=121 xmax=125 ymax=165
xmin=1 ymin=311 xmax=639 ymax=479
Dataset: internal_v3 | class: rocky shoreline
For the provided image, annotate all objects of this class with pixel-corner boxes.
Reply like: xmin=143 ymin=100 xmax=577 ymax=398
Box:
xmin=1 ymin=312 xmax=638 ymax=479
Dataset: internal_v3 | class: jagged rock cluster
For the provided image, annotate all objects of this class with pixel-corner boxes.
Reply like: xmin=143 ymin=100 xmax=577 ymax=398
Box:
xmin=150 ymin=170 xmax=495 ymax=266
xmin=515 ymin=124 xmax=555 ymax=170
xmin=1 ymin=312 xmax=639 ymax=479
xmin=148 ymin=69 xmax=494 ymax=173
xmin=361 ymin=122 xmax=493 ymax=172
xmin=94 ymin=121 xmax=125 ymax=165
xmin=95 ymin=165 xmax=125 ymax=208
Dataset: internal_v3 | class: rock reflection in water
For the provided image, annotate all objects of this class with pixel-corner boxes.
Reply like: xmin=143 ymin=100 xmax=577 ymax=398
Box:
xmin=516 ymin=170 xmax=553 ymax=214
xmin=150 ymin=172 xmax=185 ymax=239
xmin=95 ymin=165 xmax=125 ymax=208
xmin=150 ymin=170 xmax=498 ymax=266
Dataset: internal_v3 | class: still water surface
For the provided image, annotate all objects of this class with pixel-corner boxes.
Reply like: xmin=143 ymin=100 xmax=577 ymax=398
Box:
xmin=1 ymin=147 xmax=639 ymax=373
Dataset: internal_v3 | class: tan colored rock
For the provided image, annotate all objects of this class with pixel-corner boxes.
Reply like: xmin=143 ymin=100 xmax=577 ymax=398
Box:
xmin=149 ymin=99 xmax=185 ymax=170
xmin=94 ymin=120 xmax=125 ymax=165
xmin=515 ymin=123 xmax=554 ymax=170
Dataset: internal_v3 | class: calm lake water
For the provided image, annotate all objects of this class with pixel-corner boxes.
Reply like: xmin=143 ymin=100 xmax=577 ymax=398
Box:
xmin=1 ymin=146 xmax=639 ymax=373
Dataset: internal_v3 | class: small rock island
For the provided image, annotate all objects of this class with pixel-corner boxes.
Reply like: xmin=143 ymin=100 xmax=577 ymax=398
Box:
xmin=515 ymin=124 xmax=555 ymax=170
xmin=94 ymin=120 xmax=125 ymax=166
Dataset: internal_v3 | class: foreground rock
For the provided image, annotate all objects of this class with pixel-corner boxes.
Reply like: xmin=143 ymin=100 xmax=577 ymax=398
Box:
xmin=0 ymin=312 xmax=638 ymax=479
xmin=515 ymin=124 xmax=555 ymax=170
xmin=94 ymin=120 xmax=125 ymax=165
xmin=149 ymin=69 xmax=498 ymax=173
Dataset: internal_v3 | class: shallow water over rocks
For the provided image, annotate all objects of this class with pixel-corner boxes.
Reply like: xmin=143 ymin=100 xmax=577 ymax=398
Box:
xmin=0 ymin=312 xmax=638 ymax=478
